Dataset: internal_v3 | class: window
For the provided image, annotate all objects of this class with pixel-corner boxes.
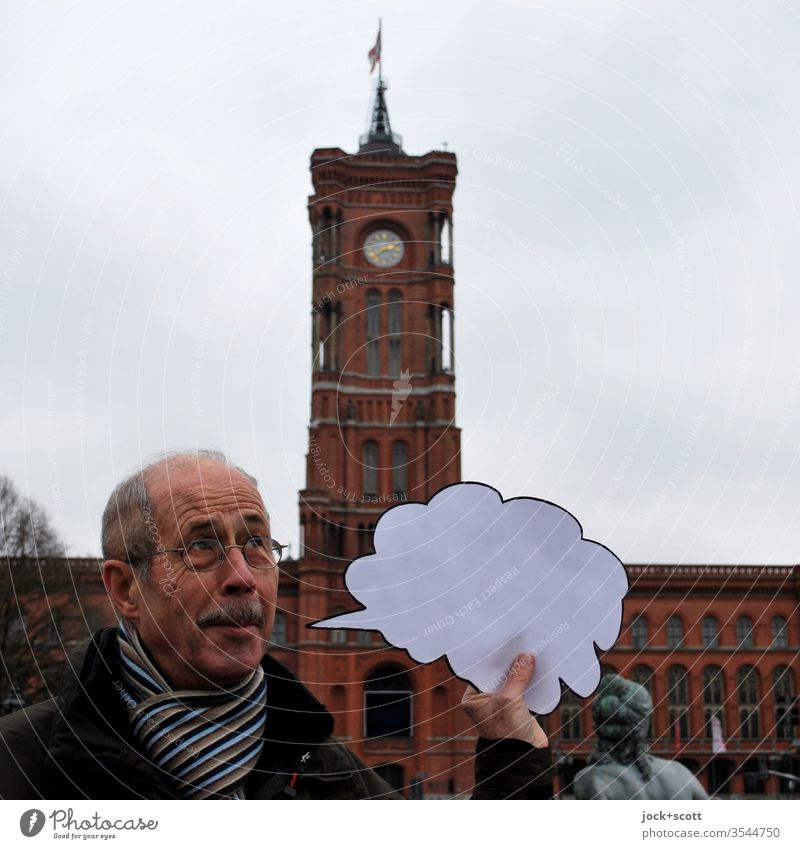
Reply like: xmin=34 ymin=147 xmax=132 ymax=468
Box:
xmin=737 ymin=665 xmax=760 ymax=739
xmin=272 ymin=612 xmax=287 ymax=645
xmin=357 ymin=629 xmax=373 ymax=646
xmin=773 ymin=666 xmax=795 ymax=740
xmin=631 ymin=665 xmax=654 ymax=738
xmin=772 ymin=616 xmax=788 ymax=649
xmin=559 ymin=686 xmax=583 ymax=740
xmin=391 ymin=441 xmax=407 ymax=496
xmin=666 ymin=616 xmax=684 ymax=649
xmin=363 ymin=441 xmax=378 ymax=497
xmin=330 ymin=608 xmax=347 ymax=645
xmin=736 ymin=616 xmax=754 ymax=649
xmin=366 ymin=290 xmax=381 ymax=376
xmin=701 ymin=616 xmax=719 ymax=649
xmin=364 ymin=666 xmax=413 ymax=738
xmin=631 ymin=615 xmax=648 ymax=649
xmin=667 ymin=666 xmax=690 ymax=742
xmin=387 ymin=290 xmax=402 ymax=377
xmin=702 ymin=666 xmax=724 ymax=739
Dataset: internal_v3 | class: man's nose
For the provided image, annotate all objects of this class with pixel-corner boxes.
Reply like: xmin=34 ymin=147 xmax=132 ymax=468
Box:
xmin=218 ymin=546 xmax=257 ymax=594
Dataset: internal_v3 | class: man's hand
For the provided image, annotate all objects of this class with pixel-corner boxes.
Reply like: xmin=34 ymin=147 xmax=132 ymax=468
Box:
xmin=460 ymin=652 xmax=548 ymax=748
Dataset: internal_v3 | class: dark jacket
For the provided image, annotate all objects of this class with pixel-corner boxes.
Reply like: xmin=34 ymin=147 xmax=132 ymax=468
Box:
xmin=0 ymin=629 xmax=552 ymax=800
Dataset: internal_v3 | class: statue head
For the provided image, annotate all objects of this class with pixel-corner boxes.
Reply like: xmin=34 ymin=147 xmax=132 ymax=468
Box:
xmin=592 ymin=674 xmax=652 ymax=744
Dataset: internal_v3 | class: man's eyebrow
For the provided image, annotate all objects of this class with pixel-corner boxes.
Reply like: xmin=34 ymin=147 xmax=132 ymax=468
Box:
xmin=183 ymin=514 xmax=268 ymax=536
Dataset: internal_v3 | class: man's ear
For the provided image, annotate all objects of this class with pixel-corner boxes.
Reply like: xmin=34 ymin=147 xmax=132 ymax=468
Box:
xmin=102 ymin=559 xmax=142 ymax=620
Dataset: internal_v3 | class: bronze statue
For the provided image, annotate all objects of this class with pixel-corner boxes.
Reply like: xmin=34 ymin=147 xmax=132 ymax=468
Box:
xmin=574 ymin=674 xmax=708 ymax=800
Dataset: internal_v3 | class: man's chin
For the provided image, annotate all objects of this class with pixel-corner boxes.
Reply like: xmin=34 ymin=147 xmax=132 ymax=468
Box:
xmin=200 ymin=626 xmax=265 ymax=677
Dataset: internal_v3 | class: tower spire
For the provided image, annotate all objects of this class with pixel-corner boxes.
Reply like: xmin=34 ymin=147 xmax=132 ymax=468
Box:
xmin=360 ymin=20 xmax=403 ymax=154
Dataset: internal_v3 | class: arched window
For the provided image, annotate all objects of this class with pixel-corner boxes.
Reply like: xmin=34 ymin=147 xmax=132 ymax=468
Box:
xmin=441 ymin=306 xmax=453 ymax=373
xmin=329 ymin=608 xmax=347 ymax=645
xmin=440 ymin=212 xmax=452 ymax=265
xmin=631 ymin=615 xmax=648 ymax=649
xmin=736 ymin=616 xmax=754 ymax=649
xmin=272 ymin=612 xmax=287 ymax=645
xmin=363 ymin=441 xmax=378 ymax=497
xmin=391 ymin=441 xmax=407 ymax=497
xmin=387 ymin=290 xmax=402 ymax=377
xmin=631 ymin=665 xmax=654 ymax=738
xmin=364 ymin=666 xmax=413 ymax=738
xmin=702 ymin=666 xmax=724 ymax=739
xmin=666 ymin=616 xmax=684 ymax=649
xmin=702 ymin=616 xmax=719 ymax=649
xmin=366 ymin=290 xmax=381 ymax=376
xmin=772 ymin=616 xmax=788 ymax=649
xmin=773 ymin=666 xmax=795 ymax=740
xmin=737 ymin=665 xmax=760 ymax=739
xmin=559 ymin=685 xmax=583 ymax=740
xmin=667 ymin=666 xmax=690 ymax=742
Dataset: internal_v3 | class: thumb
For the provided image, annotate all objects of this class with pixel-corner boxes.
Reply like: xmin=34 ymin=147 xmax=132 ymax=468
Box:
xmin=499 ymin=652 xmax=535 ymax=701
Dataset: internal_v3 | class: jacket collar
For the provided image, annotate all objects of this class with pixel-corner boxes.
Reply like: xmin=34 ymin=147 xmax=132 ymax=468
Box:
xmin=47 ymin=628 xmax=334 ymax=798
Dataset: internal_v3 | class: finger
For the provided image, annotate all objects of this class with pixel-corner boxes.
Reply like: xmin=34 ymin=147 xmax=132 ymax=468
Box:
xmin=499 ymin=652 xmax=535 ymax=701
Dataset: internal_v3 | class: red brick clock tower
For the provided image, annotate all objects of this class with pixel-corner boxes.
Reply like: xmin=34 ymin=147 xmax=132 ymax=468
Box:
xmin=281 ymin=75 xmax=476 ymax=796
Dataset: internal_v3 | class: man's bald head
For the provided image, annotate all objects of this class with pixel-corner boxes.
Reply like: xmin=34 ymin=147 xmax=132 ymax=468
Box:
xmin=101 ymin=450 xmax=260 ymax=578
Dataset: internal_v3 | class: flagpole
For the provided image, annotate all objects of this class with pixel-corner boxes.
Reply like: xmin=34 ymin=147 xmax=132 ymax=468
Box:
xmin=378 ymin=18 xmax=383 ymax=86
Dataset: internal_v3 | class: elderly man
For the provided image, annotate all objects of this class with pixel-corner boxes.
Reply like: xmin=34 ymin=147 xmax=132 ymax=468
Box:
xmin=0 ymin=451 xmax=552 ymax=799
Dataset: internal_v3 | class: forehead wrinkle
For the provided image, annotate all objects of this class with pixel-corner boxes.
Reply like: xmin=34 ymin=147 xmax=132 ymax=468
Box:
xmin=148 ymin=464 xmax=269 ymax=543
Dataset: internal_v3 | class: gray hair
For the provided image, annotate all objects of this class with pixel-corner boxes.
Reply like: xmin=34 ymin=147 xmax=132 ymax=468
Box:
xmin=101 ymin=449 xmax=258 ymax=579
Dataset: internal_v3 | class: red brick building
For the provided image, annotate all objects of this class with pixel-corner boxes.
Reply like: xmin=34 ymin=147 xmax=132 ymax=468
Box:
xmin=551 ymin=564 xmax=799 ymax=798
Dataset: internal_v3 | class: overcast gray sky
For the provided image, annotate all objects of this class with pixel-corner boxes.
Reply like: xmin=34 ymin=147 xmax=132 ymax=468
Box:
xmin=1 ymin=0 xmax=799 ymax=565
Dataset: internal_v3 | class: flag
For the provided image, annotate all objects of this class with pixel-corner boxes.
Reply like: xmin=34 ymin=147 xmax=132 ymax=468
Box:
xmin=711 ymin=714 xmax=727 ymax=753
xmin=368 ymin=29 xmax=382 ymax=73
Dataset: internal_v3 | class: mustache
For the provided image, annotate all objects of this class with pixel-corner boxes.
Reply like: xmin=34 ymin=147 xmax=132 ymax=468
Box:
xmin=196 ymin=599 xmax=267 ymax=628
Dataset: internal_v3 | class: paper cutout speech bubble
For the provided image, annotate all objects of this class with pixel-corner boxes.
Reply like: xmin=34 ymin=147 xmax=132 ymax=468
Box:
xmin=310 ymin=482 xmax=628 ymax=714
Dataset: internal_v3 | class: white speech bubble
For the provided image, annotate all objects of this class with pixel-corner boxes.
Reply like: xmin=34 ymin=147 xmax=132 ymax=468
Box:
xmin=311 ymin=482 xmax=628 ymax=713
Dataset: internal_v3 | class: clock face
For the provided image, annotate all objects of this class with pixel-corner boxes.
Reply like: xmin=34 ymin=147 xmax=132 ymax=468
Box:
xmin=363 ymin=228 xmax=404 ymax=268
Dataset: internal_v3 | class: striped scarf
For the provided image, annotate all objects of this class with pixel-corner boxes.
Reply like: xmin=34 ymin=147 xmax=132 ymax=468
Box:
xmin=117 ymin=622 xmax=267 ymax=799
